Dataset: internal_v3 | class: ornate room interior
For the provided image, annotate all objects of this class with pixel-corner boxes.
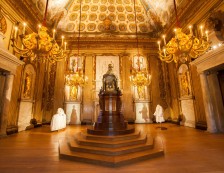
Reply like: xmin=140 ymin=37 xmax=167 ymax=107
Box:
xmin=0 ymin=0 xmax=224 ymax=171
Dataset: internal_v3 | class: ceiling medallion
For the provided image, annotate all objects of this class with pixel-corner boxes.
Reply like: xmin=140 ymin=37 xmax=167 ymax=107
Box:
xmin=108 ymin=6 xmax=115 ymax=12
xmin=99 ymin=13 xmax=107 ymax=21
xmin=118 ymin=14 xmax=125 ymax=21
xmin=69 ymin=13 xmax=78 ymax=21
xmin=77 ymin=23 xmax=85 ymax=31
xmin=137 ymin=14 xmax=145 ymax=22
xmin=127 ymin=14 xmax=135 ymax=21
xmin=82 ymin=5 xmax=89 ymax=11
xmin=98 ymin=23 xmax=105 ymax=31
xmin=81 ymin=14 xmax=87 ymax=21
xmin=129 ymin=23 xmax=136 ymax=32
xmin=91 ymin=5 xmax=98 ymax=11
xmin=87 ymin=23 xmax=96 ymax=31
xmin=139 ymin=24 xmax=148 ymax=33
xmin=117 ymin=6 xmax=124 ymax=12
xmin=108 ymin=13 xmax=116 ymax=21
xmin=100 ymin=5 xmax=107 ymax=12
xmin=110 ymin=24 xmax=116 ymax=31
xmin=125 ymin=6 xmax=133 ymax=12
xmin=73 ymin=5 xmax=80 ymax=11
xmin=66 ymin=23 xmax=75 ymax=31
xmin=124 ymin=0 xmax=130 ymax=4
xmin=136 ymin=6 xmax=141 ymax=12
xmin=119 ymin=23 xmax=127 ymax=31
xmin=116 ymin=0 xmax=122 ymax=4
xmin=109 ymin=0 xmax=115 ymax=4
xmin=101 ymin=0 xmax=107 ymax=4
xmin=89 ymin=14 xmax=97 ymax=21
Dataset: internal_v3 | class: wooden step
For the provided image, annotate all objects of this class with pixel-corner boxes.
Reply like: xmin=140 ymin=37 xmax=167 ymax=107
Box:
xmin=59 ymin=137 xmax=164 ymax=167
xmin=75 ymin=132 xmax=147 ymax=148
xmin=87 ymin=125 xmax=135 ymax=136
xmin=80 ymin=130 xmax=141 ymax=142
xmin=68 ymin=135 xmax=154 ymax=156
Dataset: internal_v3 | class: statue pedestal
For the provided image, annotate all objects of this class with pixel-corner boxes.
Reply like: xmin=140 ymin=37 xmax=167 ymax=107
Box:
xmin=180 ymin=97 xmax=196 ymax=128
xmin=87 ymin=91 xmax=135 ymax=136
xmin=18 ymin=100 xmax=33 ymax=131
xmin=134 ymin=100 xmax=152 ymax=123
xmin=64 ymin=101 xmax=81 ymax=125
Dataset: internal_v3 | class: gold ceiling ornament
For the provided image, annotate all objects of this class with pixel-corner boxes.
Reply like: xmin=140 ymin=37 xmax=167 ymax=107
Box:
xmin=129 ymin=0 xmax=151 ymax=99
xmin=11 ymin=0 xmax=67 ymax=63
xmin=157 ymin=0 xmax=210 ymax=64
xmin=65 ymin=0 xmax=88 ymax=97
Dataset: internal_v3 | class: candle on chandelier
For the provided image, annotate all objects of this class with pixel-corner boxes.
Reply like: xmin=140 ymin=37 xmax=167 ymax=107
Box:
xmin=163 ymin=48 xmax=166 ymax=57
xmin=200 ymin=26 xmax=204 ymax=37
xmin=174 ymin=28 xmax=177 ymax=38
xmin=61 ymin=35 xmax=64 ymax=47
xmin=205 ymin=30 xmax=209 ymax=41
xmin=53 ymin=29 xmax=56 ymax=40
xmin=157 ymin=41 xmax=161 ymax=51
xmin=23 ymin=22 xmax=27 ymax=35
xmin=64 ymin=42 xmax=67 ymax=50
xmin=62 ymin=36 xmax=65 ymax=45
xmin=162 ymin=35 xmax=166 ymax=45
xmin=189 ymin=25 xmax=193 ymax=35
xmin=14 ymin=26 xmax=18 ymax=39
xmin=38 ymin=24 xmax=41 ymax=33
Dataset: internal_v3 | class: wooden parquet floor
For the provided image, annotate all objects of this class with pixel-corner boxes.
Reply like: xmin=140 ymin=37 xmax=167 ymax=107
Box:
xmin=1 ymin=123 xmax=224 ymax=173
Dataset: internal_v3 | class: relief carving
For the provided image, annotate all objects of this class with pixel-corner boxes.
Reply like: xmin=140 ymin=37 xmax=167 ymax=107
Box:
xmin=205 ymin=10 xmax=224 ymax=41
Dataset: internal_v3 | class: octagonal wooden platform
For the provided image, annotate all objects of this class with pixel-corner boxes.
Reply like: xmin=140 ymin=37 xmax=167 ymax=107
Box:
xmin=59 ymin=130 xmax=164 ymax=167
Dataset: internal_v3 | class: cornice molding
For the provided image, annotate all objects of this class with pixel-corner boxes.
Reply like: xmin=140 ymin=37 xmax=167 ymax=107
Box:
xmin=2 ymin=0 xmax=42 ymax=32
xmin=165 ymin=0 xmax=223 ymax=36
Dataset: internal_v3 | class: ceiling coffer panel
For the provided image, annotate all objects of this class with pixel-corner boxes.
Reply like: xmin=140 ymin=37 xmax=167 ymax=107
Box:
xmin=32 ymin=0 xmax=183 ymax=35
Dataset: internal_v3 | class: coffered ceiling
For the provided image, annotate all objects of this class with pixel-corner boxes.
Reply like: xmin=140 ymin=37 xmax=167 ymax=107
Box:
xmin=30 ymin=0 xmax=185 ymax=37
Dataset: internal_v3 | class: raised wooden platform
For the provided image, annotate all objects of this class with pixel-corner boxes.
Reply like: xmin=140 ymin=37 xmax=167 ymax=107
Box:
xmin=59 ymin=130 xmax=164 ymax=167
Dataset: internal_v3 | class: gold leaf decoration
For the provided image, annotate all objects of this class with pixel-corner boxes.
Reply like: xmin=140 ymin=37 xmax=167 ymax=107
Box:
xmin=69 ymin=13 xmax=78 ymax=21
xmin=89 ymin=14 xmax=97 ymax=21
xmin=91 ymin=5 xmax=98 ymax=11
xmin=87 ymin=23 xmax=96 ymax=31
xmin=118 ymin=14 xmax=125 ymax=21
xmin=108 ymin=6 xmax=115 ymax=12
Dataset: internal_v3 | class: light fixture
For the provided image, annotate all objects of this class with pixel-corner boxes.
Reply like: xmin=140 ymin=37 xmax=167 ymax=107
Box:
xmin=129 ymin=0 xmax=151 ymax=99
xmin=11 ymin=0 xmax=66 ymax=63
xmin=65 ymin=0 xmax=87 ymax=100
xmin=157 ymin=0 xmax=210 ymax=64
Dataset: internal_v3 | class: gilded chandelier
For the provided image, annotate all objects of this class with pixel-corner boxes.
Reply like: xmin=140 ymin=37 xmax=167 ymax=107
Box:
xmin=158 ymin=26 xmax=210 ymax=63
xmin=65 ymin=59 xmax=88 ymax=100
xmin=158 ymin=0 xmax=210 ymax=64
xmin=129 ymin=0 xmax=151 ymax=99
xmin=130 ymin=55 xmax=151 ymax=99
xmin=11 ymin=0 xmax=66 ymax=63
xmin=65 ymin=0 xmax=88 ymax=100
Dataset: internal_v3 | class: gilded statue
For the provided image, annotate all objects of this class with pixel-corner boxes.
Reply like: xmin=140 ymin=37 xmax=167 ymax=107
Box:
xmin=23 ymin=73 xmax=31 ymax=98
xmin=70 ymin=86 xmax=78 ymax=100
xmin=180 ymin=72 xmax=189 ymax=96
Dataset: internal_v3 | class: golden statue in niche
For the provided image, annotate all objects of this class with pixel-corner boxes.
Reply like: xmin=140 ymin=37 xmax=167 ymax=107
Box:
xmin=180 ymin=72 xmax=190 ymax=96
xmin=23 ymin=73 xmax=32 ymax=98
xmin=70 ymin=86 xmax=78 ymax=100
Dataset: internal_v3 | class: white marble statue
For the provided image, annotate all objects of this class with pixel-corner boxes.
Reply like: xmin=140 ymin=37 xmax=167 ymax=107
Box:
xmin=50 ymin=108 xmax=67 ymax=131
xmin=154 ymin=104 xmax=165 ymax=123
